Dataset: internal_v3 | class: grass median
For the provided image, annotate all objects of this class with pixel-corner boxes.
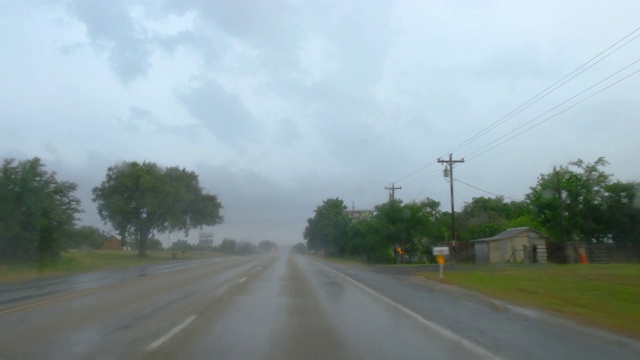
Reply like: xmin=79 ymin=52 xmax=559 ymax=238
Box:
xmin=421 ymin=264 xmax=640 ymax=338
xmin=0 ymin=249 xmax=225 ymax=284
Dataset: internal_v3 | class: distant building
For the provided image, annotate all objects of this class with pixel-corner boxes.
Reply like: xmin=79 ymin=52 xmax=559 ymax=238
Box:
xmin=103 ymin=235 xmax=135 ymax=251
xmin=472 ymin=227 xmax=548 ymax=264
xmin=103 ymin=235 xmax=121 ymax=250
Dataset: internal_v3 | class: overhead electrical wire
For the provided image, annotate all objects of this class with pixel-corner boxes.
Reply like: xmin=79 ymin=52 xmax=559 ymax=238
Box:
xmin=440 ymin=26 xmax=640 ymax=159
xmin=398 ymin=64 xmax=640 ymax=190
xmin=389 ymin=26 xmax=640 ymax=187
xmin=462 ymin=57 xmax=640 ymax=160
xmin=454 ymin=179 xmax=523 ymax=202
xmin=464 ymin=67 xmax=640 ymax=162
xmin=401 ymin=168 xmax=442 ymax=189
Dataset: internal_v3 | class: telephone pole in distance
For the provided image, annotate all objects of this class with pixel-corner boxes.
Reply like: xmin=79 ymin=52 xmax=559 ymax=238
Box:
xmin=438 ymin=154 xmax=464 ymax=251
xmin=385 ymin=183 xmax=402 ymax=202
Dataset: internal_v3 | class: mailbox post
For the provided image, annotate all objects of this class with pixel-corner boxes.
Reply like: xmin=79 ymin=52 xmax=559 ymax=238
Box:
xmin=432 ymin=247 xmax=450 ymax=280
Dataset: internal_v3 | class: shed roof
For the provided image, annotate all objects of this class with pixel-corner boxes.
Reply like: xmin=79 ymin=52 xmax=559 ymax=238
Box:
xmin=471 ymin=227 xmax=546 ymax=243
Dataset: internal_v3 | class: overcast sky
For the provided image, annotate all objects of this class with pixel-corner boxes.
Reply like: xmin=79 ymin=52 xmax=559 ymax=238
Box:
xmin=2 ymin=0 xmax=639 ymax=245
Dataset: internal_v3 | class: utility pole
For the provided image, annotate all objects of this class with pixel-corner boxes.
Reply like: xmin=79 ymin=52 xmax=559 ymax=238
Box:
xmin=385 ymin=183 xmax=402 ymax=202
xmin=554 ymin=167 xmax=566 ymax=244
xmin=438 ymin=154 xmax=464 ymax=258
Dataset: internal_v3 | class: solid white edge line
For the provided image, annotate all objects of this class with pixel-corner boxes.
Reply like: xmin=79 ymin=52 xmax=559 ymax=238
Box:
xmin=146 ymin=315 xmax=197 ymax=351
xmin=315 ymin=261 xmax=504 ymax=360
xmin=239 ymin=277 xmax=248 ymax=283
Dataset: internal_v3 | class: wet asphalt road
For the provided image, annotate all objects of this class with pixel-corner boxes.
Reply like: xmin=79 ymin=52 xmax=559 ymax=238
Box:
xmin=0 ymin=253 xmax=639 ymax=359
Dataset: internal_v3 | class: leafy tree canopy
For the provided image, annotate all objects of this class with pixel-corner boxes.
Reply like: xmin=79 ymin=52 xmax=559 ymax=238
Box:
xmin=604 ymin=181 xmax=640 ymax=243
xmin=457 ymin=196 xmax=533 ymax=240
xmin=303 ymin=198 xmax=351 ymax=255
xmin=66 ymin=225 xmax=109 ymax=250
xmin=92 ymin=161 xmax=223 ymax=257
xmin=216 ymin=238 xmax=237 ymax=254
xmin=291 ymin=242 xmax=307 ymax=254
xmin=0 ymin=158 xmax=81 ymax=262
xmin=527 ymin=157 xmax=612 ymax=242
xmin=258 ymin=240 xmax=278 ymax=253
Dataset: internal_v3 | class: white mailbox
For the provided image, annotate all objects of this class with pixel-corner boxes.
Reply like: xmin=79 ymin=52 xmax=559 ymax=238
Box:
xmin=432 ymin=247 xmax=450 ymax=256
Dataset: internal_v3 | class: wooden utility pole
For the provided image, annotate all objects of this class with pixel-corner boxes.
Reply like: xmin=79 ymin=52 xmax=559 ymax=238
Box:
xmin=554 ymin=167 xmax=566 ymax=243
xmin=438 ymin=154 xmax=464 ymax=255
xmin=385 ymin=183 xmax=402 ymax=202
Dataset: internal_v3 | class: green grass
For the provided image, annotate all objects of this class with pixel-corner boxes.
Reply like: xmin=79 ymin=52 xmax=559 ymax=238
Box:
xmin=421 ymin=264 xmax=640 ymax=338
xmin=0 ymin=249 xmax=225 ymax=284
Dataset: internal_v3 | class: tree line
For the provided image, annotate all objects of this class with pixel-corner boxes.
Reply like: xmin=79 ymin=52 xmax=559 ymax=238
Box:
xmin=303 ymin=157 xmax=639 ymax=263
xmin=0 ymin=158 xmax=223 ymax=263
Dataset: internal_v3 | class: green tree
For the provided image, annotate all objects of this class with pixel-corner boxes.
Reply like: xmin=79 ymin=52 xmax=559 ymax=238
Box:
xmin=216 ymin=238 xmax=237 ymax=254
xmin=398 ymin=199 xmax=442 ymax=262
xmin=456 ymin=196 xmax=534 ymax=240
xmin=66 ymin=225 xmax=109 ymax=249
xmin=169 ymin=239 xmax=193 ymax=252
xmin=147 ymin=237 xmax=164 ymax=251
xmin=235 ymin=241 xmax=258 ymax=255
xmin=92 ymin=161 xmax=223 ymax=257
xmin=292 ymin=242 xmax=307 ymax=254
xmin=258 ymin=240 xmax=278 ymax=253
xmin=303 ymin=198 xmax=351 ymax=255
xmin=371 ymin=200 xmax=405 ymax=263
xmin=0 ymin=158 xmax=81 ymax=262
xmin=527 ymin=157 xmax=611 ymax=242
xmin=347 ymin=218 xmax=392 ymax=262
xmin=604 ymin=181 xmax=640 ymax=243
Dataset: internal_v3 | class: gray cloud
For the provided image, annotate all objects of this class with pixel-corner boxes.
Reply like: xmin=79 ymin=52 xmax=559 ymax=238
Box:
xmin=67 ymin=1 xmax=151 ymax=83
xmin=120 ymin=106 xmax=158 ymax=132
xmin=160 ymin=0 xmax=299 ymax=49
xmin=274 ymin=118 xmax=300 ymax=148
xmin=3 ymin=0 xmax=640 ymax=245
xmin=175 ymin=78 xmax=258 ymax=146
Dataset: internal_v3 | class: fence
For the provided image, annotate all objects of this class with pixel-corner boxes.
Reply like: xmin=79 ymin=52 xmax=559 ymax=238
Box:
xmin=546 ymin=242 xmax=640 ymax=264
xmin=452 ymin=241 xmax=476 ymax=263
xmin=448 ymin=241 xmax=640 ymax=264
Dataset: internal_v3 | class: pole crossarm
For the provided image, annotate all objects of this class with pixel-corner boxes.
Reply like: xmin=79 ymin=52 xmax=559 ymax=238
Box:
xmin=385 ymin=182 xmax=402 ymax=202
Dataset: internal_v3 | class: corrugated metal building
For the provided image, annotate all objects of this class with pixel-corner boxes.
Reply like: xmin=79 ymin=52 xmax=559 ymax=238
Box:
xmin=472 ymin=227 xmax=548 ymax=264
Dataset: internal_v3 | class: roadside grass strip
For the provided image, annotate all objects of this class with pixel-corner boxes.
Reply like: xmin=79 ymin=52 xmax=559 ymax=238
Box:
xmin=421 ymin=264 xmax=640 ymax=338
xmin=0 ymin=249 xmax=225 ymax=283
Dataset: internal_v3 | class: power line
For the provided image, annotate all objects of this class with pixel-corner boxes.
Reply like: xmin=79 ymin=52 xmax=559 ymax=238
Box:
xmin=465 ymin=67 xmax=640 ymax=162
xmin=398 ymin=59 xmax=639 ymax=194
xmin=401 ymin=168 xmax=442 ymax=189
xmin=441 ymin=26 xmax=640 ymax=158
xmin=463 ymin=56 xmax=640 ymax=160
xmin=393 ymin=162 xmax=436 ymax=184
xmin=454 ymin=179 xmax=523 ymax=202
xmin=390 ymin=26 xmax=640 ymax=187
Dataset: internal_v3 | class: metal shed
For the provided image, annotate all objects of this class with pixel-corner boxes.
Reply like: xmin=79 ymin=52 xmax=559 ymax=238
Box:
xmin=472 ymin=227 xmax=548 ymax=264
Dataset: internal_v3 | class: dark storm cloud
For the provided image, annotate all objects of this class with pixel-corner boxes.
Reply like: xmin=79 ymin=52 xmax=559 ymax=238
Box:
xmin=175 ymin=78 xmax=257 ymax=146
xmin=67 ymin=1 xmax=151 ymax=83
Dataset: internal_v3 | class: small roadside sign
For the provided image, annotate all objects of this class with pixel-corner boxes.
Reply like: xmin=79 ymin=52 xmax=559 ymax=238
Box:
xmin=432 ymin=247 xmax=449 ymax=256
xmin=432 ymin=247 xmax=449 ymax=280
